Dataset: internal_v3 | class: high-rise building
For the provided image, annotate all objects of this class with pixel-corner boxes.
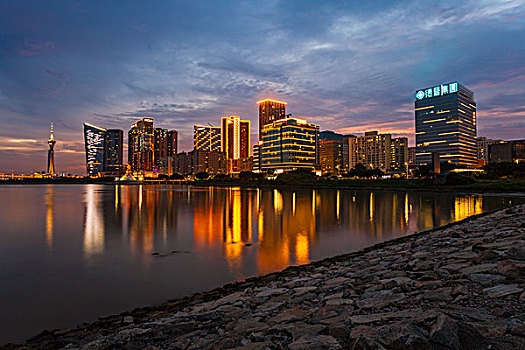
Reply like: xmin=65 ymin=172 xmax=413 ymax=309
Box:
xmin=408 ymin=146 xmax=416 ymax=165
xmin=194 ymin=125 xmax=221 ymax=152
xmin=260 ymin=117 xmax=319 ymax=172
xmin=477 ymin=137 xmax=502 ymax=166
xmin=83 ymin=123 xmax=106 ymax=177
xmin=128 ymin=117 xmax=154 ymax=171
xmin=348 ymin=131 xmax=392 ymax=173
xmin=104 ymin=129 xmax=124 ymax=173
xmin=153 ymin=128 xmax=178 ymax=173
xmin=415 ymin=82 xmax=477 ymax=167
xmin=253 ymin=142 xmax=262 ymax=173
xmin=221 ymin=116 xmax=250 ymax=173
xmin=84 ymin=123 xmax=124 ymax=176
xmin=257 ymin=99 xmax=286 ymax=140
xmin=47 ymin=123 xmax=56 ymax=174
xmin=318 ymin=131 xmax=345 ymax=174
xmin=166 ymin=130 xmax=178 ymax=157
xmin=391 ymin=137 xmax=408 ymax=173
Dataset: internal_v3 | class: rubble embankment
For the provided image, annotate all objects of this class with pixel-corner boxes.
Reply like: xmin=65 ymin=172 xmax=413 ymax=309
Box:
xmin=11 ymin=205 xmax=525 ymax=349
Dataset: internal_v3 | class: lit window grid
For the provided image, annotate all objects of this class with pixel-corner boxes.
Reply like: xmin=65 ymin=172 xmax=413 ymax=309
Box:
xmin=260 ymin=119 xmax=319 ymax=170
xmin=415 ymin=92 xmax=477 ymax=166
xmin=194 ymin=125 xmax=221 ymax=152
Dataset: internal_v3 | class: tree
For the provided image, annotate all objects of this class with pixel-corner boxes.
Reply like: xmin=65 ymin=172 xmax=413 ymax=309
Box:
xmin=169 ymin=173 xmax=184 ymax=180
xmin=346 ymin=163 xmax=369 ymax=178
xmin=483 ymin=162 xmax=525 ymax=179
xmin=195 ymin=171 xmax=209 ymax=180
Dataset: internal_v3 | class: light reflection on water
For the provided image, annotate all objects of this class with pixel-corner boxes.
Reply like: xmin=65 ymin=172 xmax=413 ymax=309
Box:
xmin=0 ymin=184 xmax=521 ymax=344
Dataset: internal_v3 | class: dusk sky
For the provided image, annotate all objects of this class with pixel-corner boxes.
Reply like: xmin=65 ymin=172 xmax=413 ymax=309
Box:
xmin=0 ymin=0 xmax=524 ymax=174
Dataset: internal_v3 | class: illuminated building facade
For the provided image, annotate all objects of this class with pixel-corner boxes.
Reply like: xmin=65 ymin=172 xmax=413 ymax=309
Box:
xmin=84 ymin=123 xmax=124 ymax=176
xmin=253 ymin=142 xmax=262 ymax=172
xmin=391 ymin=137 xmax=408 ymax=173
xmin=348 ymin=131 xmax=391 ymax=172
xmin=257 ymin=99 xmax=286 ymax=140
xmin=128 ymin=117 xmax=154 ymax=171
xmin=415 ymin=82 xmax=477 ymax=167
xmin=83 ymin=123 xmax=106 ymax=176
xmin=154 ymin=128 xmax=178 ymax=172
xmin=194 ymin=125 xmax=221 ymax=152
xmin=104 ymin=129 xmax=124 ymax=174
xmin=318 ymin=131 xmax=345 ymax=174
xmin=260 ymin=117 xmax=319 ymax=172
xmin=221 ymin=116 xmax=250 ymax=173
xmin=477 ymin=137 xmax=502 ymax=166
xmin=47 ymin=123 xmax=56 ymax=174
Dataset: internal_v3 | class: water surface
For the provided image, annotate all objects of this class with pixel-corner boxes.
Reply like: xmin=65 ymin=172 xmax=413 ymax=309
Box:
xmin=0 ymin=184 xmax=522 ymax=343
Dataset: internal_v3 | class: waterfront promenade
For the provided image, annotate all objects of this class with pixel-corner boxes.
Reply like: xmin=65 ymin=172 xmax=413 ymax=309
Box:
xmin=9 ymin=204 xmax=525 ymax=349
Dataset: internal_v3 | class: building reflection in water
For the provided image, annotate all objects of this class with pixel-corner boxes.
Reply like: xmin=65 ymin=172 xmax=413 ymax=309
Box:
xmin=83 ymin=185 xmax=105 ymax=257
xmin=80 ymin=184 xmax=490 ymax=277
xmin=45 ymin=185 xmax=54 ymax=249
xmin=454 ymin=196 xmax=483 ymax=221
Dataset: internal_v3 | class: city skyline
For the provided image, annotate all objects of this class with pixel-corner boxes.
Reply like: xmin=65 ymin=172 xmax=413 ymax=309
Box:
xmin=1 ymin=1 xmax=524 ymax=173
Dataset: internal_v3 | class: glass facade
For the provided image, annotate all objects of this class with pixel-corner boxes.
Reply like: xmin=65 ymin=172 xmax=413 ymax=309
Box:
xmin=83 ymin=123 xmax=106 ymax=177
xmin=194 ymin=125 xmax=221 ymax=152
xmin=260 ymin=118 xmax=319 ymax=171
xmin=415 ymin=82 xmax=477 ymax=167
xmin=104 ymin=129 xmax=123 ymax=173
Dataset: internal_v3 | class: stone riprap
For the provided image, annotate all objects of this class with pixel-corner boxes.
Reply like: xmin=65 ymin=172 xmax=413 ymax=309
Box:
xmin=9 ymin=205 xmax=525 ymax=350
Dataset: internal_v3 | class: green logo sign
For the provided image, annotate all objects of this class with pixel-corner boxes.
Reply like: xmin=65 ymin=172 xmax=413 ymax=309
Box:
xmin=415 ymin=82 xmax=458 ymax=100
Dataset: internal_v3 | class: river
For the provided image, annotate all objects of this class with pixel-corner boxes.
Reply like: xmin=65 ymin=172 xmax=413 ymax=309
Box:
xmin=0 ymin=184 xmax=523 ymax=344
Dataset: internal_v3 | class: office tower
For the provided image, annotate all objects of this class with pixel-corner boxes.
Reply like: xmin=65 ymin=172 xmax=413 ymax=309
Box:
xmin=318 ymin=131 xmax=345 ymax=174
xmin=415 ymin=81 xmax=477 ymax=167
xmin=154 ymin=128 xmax=169 ymax=162
xmin=153 ymin=128 xmax=178 ymax=173
xmin=257 ymin=99 xmax=286 ymax=140
xmin=104 ymin=129 xmax=124 ymax=173
xmin=408 ymin=146 xmax=416 ymax=164
xmin=194 ymin=125 xmax=221 ymax=152
xmin=128 ymin=117 xmax=154 ymax=171
xmin=221 ymin=116 xmax=250 ymax=173
xmin=489 ymin=140 xmax=525 ymax=163
xmin=83 ymin=123 xmax=106 ymax=177
xmin=47 ymin=123 xmax=56 ymax=174
xmin=347 ymin=131 xmax=392 ymax=173
xmin=260 ymin=117 xmax=319 ymax=172
xmin=167 ymin=130 xmax=178 ymax=157
xmin=477 ymin=137 xmax=502 ymax=166
xmin=391 ymin=137 xmax=409 ymax=173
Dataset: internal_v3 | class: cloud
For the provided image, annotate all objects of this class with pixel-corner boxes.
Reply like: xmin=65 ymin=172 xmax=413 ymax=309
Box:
xmin=0 ymin=0 xmax=524 ymax=173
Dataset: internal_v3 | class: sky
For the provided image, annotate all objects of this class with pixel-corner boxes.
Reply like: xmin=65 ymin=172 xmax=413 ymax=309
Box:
xmin=0 ymin=0 xmax=524 ymax=174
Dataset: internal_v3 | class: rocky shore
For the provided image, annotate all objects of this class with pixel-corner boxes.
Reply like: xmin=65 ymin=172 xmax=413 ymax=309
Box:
xmin=10 ymin=204 xmax=525 ymax=350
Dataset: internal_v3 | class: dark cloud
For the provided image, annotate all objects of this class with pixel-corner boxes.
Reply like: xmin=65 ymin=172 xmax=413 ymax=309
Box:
xmin=0 ymin=0 xmax=524 ymax=173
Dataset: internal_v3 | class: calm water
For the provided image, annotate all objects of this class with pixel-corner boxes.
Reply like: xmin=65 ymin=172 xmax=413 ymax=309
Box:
xmin=0 ymin=184 xmax=523 ymax=343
